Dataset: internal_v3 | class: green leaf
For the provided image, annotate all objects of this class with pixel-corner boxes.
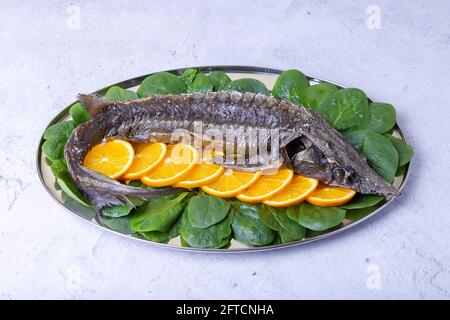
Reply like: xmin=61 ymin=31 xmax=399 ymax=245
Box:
xmin=267 ymin=206 xmax=306 ymax=243
xmin=180 ymin=68 xmax=197 ymax=86
xmin=231 ymin=202 xmax=274 ymax=246
xmin=61 ymin=192 xmax=95 ymax=220
xmin=396 ymin=164 xmax=407 ymax=177
xmin=43 ymin=121 xmax=75 ymax=141
xmin=187 ymin=195 xmax=230 ymax=228
xmin=181 ymin=210 xmax=233 ymax=248
xmin=180 ymin=235 xmax=191 ymax=247
xmin=345 ymin=129 xmax=399 ymax=182
xmin=140 ymin=214 xmax=182 ymax=243
xmin=270 ymin=233 xmax=283 ymax=245
xmin=208 ymin=71 xmax=231 ymax=91
xmin=367 ymin=103 xmax=396 ymax=133
xmin=69 ymin=103 xmax=90 ymax=125
xmin=50 ymin=159 xmax=68 ymax=178
xmin=137 ymin=72 xmax=187 ymax=98
xmin=340 ymin=195 xmax=385 ymax=210
xmin=384 ymin=134 xmax=414 ymax=166
xmin=344 ymin=129 xmax=366 ymax=150
xmin=272 ymin=69 xmax=310 ymax=105
xmin=56 ymin=173 xmax=90 ymax=207
xmin=130 ymin=192 xmax=188 ymax=232
xmin=258 ymin=205 xmax=283 ymax=231
xmin=346 ymin=205 xmax=380 ymax=221
xmin=98 ymin=215 xmax=134 ymax=234
xmin=225 ymin=78 xmax=270 ymax=95
xmin=299 ymin=82 xmax=339 ymax=111
xmin=360 ymin=130 xmax=399 ymax=182
xmin=42 ymin=139 xmax=67 ymax=162
xmin=102 ymin=203 xmax=134 ymax=218
xmin=317 ymin=88 xmax=370 ymax=131
xmin=294 ymin=203 xmax=346 ymax=231
xmin=188 ymin=72 xmax=214 ymax=93
xmin=105 ymin=86 xmax=139 ymax=101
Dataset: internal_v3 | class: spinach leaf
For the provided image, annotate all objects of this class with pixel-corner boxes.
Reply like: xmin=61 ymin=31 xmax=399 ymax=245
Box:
xmin=43 ymin=121 xmax=75 ymax=141
xmin=56 ymin=173 xmax=90 ymax=207
xmin=130 ymin=192 xmax=188 ymax=232
xmin=299 ymin=82 xmax=339 ymax=111
xmin=294 ymin=203 xmax=346 ymax=231
xmin=306 ymin=226 xmax=341 ymax=238
xmin=69 ymin=103 xmax=90 ymax=125
xmin=105 ymin=86 xmax=139 ymax=101
xmin=231 ymin=202 xmax=274 ymax=246
xmin=187 ymin=195 xmax=230 ymax=228
xmin=50 ymin=159 xmax=68 ymax=178
xmin=346 ymin=205 xmax=380 ymax=221
xmin=137 ymin=72 xmax=187 ymax=98
xmin=188 ymin=72 xmax=213 ymax=93
xmin=180 ymin=236 xmax=190 ymax=247
xmin=317 ymin=88 xmax=370 ymax=131
xmin=98 ymin=215 xmax=134 ymax=234
xmin=361 ymin=130 xmax=399 ymax=182
xmin=42 ymin=139 xmax=67 ymax=162
xmin=271 ymin=234 xmax=283 ymax=245
xmin=181 ymin=210 xmax=233 ymax=248
xmin=180 ymin=68 xmax=197 ymax=86
xmin=268 ymin=206 xmax=306 ymax=243
xmin=344 ymin=128 xmax=366 ymax=149
xmin=345 ymin=129 xmax=399 ymax=182
xmin=340 ymin=195 xmax=384 ymax=210
xmin=367 ymin=103 xmax=396 ymax=133
xmin=141 ymin=214 xmax=182 ymax=243
xmin=258 ymin=205 xmax=282 ymax=231
xmin=272 ymin=69 xmax=309 ymax=105
xmin=102 ymin=203 xmax=135 ymax=218
xmin=396 ymin=164 xmax=407 ymax=177
xmin=384 ymin=134 xmax=414 ymax=166
xmin=209 ymin=71 xmax=231 ymax=91
xmin=225 ymin=78 xmax=270 ymax=95
xmin=61 ymin=192 xmax=95 ymax=220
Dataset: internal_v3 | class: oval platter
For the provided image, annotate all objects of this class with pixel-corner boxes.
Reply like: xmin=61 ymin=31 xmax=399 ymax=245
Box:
xmin=36 ymin=66 xmax=411 ymax=252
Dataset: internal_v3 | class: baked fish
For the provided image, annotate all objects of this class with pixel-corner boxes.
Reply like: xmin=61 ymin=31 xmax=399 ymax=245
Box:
xmin=65 ymin=91 xmax=398 ymax=213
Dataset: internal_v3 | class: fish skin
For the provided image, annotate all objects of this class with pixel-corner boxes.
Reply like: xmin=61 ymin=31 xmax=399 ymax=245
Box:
xmin=65 ymin=91 xmax=398 ymax=214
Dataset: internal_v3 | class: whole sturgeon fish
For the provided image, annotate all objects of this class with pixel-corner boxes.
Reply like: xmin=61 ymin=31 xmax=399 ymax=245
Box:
xmin=65 ymin=91 xmax=398 ymax=214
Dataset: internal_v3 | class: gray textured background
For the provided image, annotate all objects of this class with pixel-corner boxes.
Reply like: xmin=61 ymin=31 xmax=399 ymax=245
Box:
xmin=1 ymin=0 xmax=449 ymax=299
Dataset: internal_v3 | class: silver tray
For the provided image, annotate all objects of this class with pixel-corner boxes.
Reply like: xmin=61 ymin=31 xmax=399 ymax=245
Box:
xmin=36 ymin=66 xmax=411 ymax=252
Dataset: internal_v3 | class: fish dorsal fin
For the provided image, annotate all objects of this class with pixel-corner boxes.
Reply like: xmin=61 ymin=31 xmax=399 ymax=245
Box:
xmin=78 ymin=94 xmax=111 ymax=118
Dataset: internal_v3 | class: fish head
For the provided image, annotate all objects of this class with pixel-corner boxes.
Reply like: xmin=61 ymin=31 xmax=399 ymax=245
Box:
xmin=288 ymin=136 xmax=399 ymax=196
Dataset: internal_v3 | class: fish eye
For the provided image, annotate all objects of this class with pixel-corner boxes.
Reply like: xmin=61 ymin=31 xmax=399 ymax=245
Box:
xmin=333 ymin=167 xmax=346 ymax=179
xmin=346 ymin=170 xmax=358 ymax=184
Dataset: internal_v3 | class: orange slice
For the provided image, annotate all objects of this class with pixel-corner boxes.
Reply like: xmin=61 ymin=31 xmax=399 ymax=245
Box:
xmin=306 ymin=184 xmax=356 ymax=207
xmin=123 ymin=143 xmax=167 ymax=180
xmin=83 ymin=140 xmax=134 ymax=179
xmin=236 ymin=168 xmax=294 ymax=203
xmin=141 ymin=144 xmax=199 ymax=187
xmin=263 ymin=175 xmax=318 ymax=207
xmin=201 ymin=169 xmax=262 ymax=198
xmin=173 ymin=152 xmax=224 ymax=188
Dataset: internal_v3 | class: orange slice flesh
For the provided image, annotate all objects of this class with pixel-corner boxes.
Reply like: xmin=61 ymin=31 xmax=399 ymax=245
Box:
xmin=83 ymin=140 xmax=134 ymax=179
xmin=306 ymin=184 xmax=356 ymax=207
xmin=173 ymin=153 xmax=225 ymax=188
xmin=201 ymin=169 xmax=262 ymax=198
xmin=123 ymin=143 xmax=167 ymax=180
xmin=141 ymin=144 xmax=199 ymax=187
xmin=263 ymin=175 xmax=319 ymax=207
xmin=236 ymin=168 xmax=294 ymax=203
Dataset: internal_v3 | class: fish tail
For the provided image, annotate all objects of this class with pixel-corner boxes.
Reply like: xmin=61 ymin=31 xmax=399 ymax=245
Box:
xmin=76 ymin=166 xmax=185 ymax=214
